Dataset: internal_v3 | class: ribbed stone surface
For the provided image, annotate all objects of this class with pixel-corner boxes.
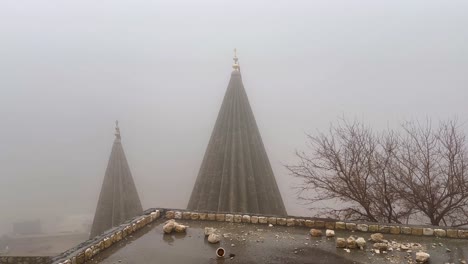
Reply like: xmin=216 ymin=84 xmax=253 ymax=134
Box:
xmin=90 ymin=129 xmax=143 ymax=238
xmin=187 ymin=70 xmax=287 ymax=216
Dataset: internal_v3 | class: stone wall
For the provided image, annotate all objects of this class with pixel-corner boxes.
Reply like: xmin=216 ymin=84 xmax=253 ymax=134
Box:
xmin=51 ymin=209 xmax=161 ymax=264
xmin=50 ymin=207 xmax=468 ymax=264
xmin=0 ymin=256 xmax=51 ymax=264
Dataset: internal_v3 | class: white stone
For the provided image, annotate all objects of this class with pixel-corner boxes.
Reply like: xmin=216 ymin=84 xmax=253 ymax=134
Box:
xmin=325 ymin=229 xmax=335 ymax=237
xmin=174 ymin=224 xmax=187 ymax=233
xmin=163 ymin=221 xmax=175 ymax=233
xmin=370 ymin=233 xmax=384 ymax=242
xmin=205 ymin=227 xmax=216 ymax=236
xmin=423 ymin=228 xmax=434 ymax=236
xmin=225 ymin=214 xmax=234 ymax=222
xmin=356 ymin=237 xmax=366 ymax=248
xmin=415 ymin=252 xmax=430 ymax=263
xmin=208 ymin=233 xmax=221 ymax=244
xmin=174 ymin=211 xmax=182 ymax=219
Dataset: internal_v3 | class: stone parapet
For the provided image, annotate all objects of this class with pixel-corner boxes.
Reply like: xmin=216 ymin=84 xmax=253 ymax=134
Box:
xmin=49 ymin=208 xmax=468 ymax=264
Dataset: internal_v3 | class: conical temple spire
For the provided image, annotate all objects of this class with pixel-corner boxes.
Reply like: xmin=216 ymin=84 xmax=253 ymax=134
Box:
xmin=187 ymin=53 xmax=287 ymax=215
xmin=90 ymin=123 xmax=143 ymax=238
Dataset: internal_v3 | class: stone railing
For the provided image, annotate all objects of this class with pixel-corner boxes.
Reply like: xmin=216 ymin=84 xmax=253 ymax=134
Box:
xmin=50 ymin=208 xmax=468 ymax=264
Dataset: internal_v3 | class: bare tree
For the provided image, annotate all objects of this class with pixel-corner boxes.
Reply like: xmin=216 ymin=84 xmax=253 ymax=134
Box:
xmin=393 ymin=119 xmax=468 ymax=226
xmin=286 ymin=119 xmax=411 ymax=223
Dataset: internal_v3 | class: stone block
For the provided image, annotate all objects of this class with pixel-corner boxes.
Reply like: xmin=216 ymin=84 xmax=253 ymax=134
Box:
xmin=115 ymin=231 xmax=123 ymax=241
xmin=305 ymin=220 xmax=315 ymax=228
xmin=251 ymin=216 xmax=259 ymax=224
xmin=150 ymin=212 xmax=157 ymax=221
xmin=368 ymin=225 xmax=379 ymax=232
xmin=295 ymin=219 xmax=306 ymax=226
xmin=259 ymin=217 xmax=268 ymax=224
xmin=182 ymin=212 xmax=191 ymax=220
xmin=379 ymin=225 xmax=390 ymax=233
xmin=411 ymin=228 xmax=423 ymax=236
xmin=84 ymin=248 xmax=93 ymax=261
xmin=268 ymin=217 xmax=277 ymax=225
xmin=242 ymin=215 xmax=251 ymax=223
xmin=389 ymin=226 xmax=400 ymax=235
xmin=315 ymin=221 xmax=325 ymax=228
xmin=165 ymin=211 xmax=175 ymax=219
xmin=276 ymin=218 xmax=287 ymax=225
xmin=191 ymin=212 xmax=199 ymax=220
xmin=335 ymin=222 xmax=345 ymax=230
xmin=286 ymin=218 xmax=295 ymax=227
xmin=401 ymin=227 xmax=411 ymax=235
xmin=446 ymin=229 xmax=458 ymax=238
xmin=207 ymin=213 xmax=216 ymax=221
xmin=216 ymin=214 xmax=225 ymax=221
xmin=345 ymin=223 xmax=357 ymax=231
xmin=76 ymin=252 xmax=85 ymax=264
xmin=325 ymin=221 xmax=335 ymax=229
xmin=225 ymin=214 xmax=234 ymax=222
xmin=199 ymin=213 xmax=207 ymax=220
xmin=234 ymin=215 xmax=242 ymax=223
xmin=423 ymin=228 xmax=434 ymax=236
xmin=434 ymin=229 xmax=446 ymax=237
xmin=458 ymin=230 xmax=468 ymax=238
xmin=104 ymin=237 xmax=112 ymax=248
xmin=357 ymin=224 xmax=368 ymax=232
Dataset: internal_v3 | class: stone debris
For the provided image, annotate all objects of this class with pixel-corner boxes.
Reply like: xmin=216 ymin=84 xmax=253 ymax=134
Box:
xmin=347 ymin=236 xmax=357 ymax=249
xmin=336 ymin=237 xmax=346 ymax=248
xmin=356 ymin=237 xmax=366 ymax=249
xmin=174 ymin=224 xmax=188 ymax=233
xmin=309 ymin=229 xmax=322 ymax=237
xmin=163 ymin=220 xmax=188 ymax=234
xmin=373 ymin=242 xmax=388 ymax=251
xmin=415 ymin=252 xmax=430 ymax=263
xmin=205 ymin=227 xmax=217 ymax=236
xmin=370 ymin=233 xmax=384 ymax=242
xmin=325 ymin=229 xmax=335 ymax=237
xmin=208 ymin=233 xmax=221 ymax=244
xmin=163 ymin=220 xmax=176 ymax=234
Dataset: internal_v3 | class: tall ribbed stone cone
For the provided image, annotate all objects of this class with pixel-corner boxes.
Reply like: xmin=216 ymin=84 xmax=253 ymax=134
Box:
xmin=187 ymin=69 xmax=287 ymax=216
xmin=90 ymin=125 xmax=143 ymax=238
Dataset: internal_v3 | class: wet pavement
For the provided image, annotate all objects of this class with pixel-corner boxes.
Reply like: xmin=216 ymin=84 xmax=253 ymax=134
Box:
xmin=93 ymin=219 xmax=468 ymax=264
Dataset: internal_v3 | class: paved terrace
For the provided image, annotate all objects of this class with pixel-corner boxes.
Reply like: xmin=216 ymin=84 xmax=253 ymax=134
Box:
xmin=43 ymin=209 xmax=468 ymax=264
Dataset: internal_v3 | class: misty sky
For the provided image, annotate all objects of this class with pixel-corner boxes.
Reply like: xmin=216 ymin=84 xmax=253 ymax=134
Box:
xmin=1 ymin=0 xmax=467 ymax=234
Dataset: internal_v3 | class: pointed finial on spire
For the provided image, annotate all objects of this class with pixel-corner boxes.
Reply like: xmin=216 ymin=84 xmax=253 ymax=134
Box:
xmin=115 ymin=120 xmax=121 ymax=139
xmin=232 ymin=48 xmax=240 ymax=71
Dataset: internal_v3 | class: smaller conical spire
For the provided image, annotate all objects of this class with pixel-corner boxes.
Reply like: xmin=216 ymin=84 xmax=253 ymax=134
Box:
xmin=115 ymin=120 xmax=121 ymax=140
xmin=232 ymin=48 xmax=240 ymax=72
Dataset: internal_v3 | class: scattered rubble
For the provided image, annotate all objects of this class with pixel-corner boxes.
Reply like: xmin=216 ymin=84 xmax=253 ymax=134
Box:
xmin=208 ymin=233 xmax=221 ymax=244
xmin=336 ymin=237 xmax=346 ymax=248
xmin=205 ymin=227 xmax=216 ymax=236
xmin=373 ymin=243 xmax=388 ymax=251
xmin=325 ymin=229 xmax=335 ymax=237
xmin=356 ymin=237 xmax=366 ymax=249
xmin=309 ymin=229 xmax=322 ymax=237
xmin=347 ymin=236 xmax=357 ymax=249
xmin=415 ymin=251 xmax=430 ymax=263
xmin=370 ymin=233 xmax=384 ymax=242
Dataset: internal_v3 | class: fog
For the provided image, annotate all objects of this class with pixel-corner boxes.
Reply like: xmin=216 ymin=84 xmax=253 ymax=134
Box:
xmin=1 ymin=0 xmax=467 ymax=235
